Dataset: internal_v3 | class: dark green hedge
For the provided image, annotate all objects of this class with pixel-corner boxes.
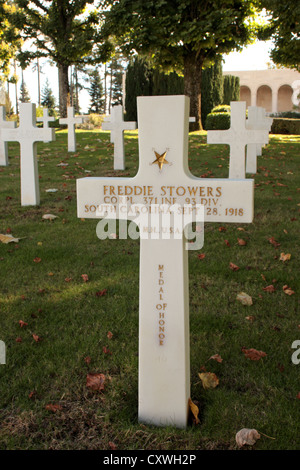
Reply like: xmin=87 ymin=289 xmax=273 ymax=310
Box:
xmin=271 ymin=118 xmax=300 ymax=135
xmin=205 ymin=112 xmax=230 ymax=130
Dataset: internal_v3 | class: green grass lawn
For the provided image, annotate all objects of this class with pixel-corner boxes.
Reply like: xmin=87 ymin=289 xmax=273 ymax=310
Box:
xmin=0 ymin=128 xmax=299 ymax=450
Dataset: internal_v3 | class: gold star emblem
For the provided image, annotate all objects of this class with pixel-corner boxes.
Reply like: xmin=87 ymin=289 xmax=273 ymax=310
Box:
xmin=152 ymin=151 xmax=169 ymax=171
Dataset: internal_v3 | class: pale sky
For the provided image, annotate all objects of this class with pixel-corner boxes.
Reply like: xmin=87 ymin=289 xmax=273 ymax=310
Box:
xmin=16 ymin=40 xmax=274 ymax=114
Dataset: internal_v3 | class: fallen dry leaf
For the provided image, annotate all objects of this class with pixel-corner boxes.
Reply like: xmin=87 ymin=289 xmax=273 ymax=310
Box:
xmin=236 ymin=292 xmax=253 ymax=306
xmin=33 ymin=257 xmax=41 ymax=263
xmin=198 ymin=253 xmax=206 ymax=260
xmin=198 ymin=372 xmax=219 ymax=390
xmin=229 ymin=262 xmax=239 ymax=271
xmin=45 ymin=403 xmax=63 ymax=413
xmin=283 ymin=285 xmax=295 ymax=295
xmin=86 ymin=372 xmax=106 ymax=392
xmin=96 ymin=289 xmax=107 ymax=297
xmin=0 ymin=233 xmax=21 ymax=244
xmin=32 ymin=334 xmax=41 ymax=342
xmin=209 ymin=354 xmax=223 ymax=363
xmin=42 ymin=214 xmax=58 ymax=220
xmin=188 ymin=398 xmax=200 ymax=424
xmin=263 ymin=285 xmax=276 ymax=293
xmin=280 ymin=253 xmax=291 ymax=262
xmin=237 ymin=238 xmax=247 ymax=246
xmin=242 ymin=348 xmax=267 ymax=361
xmin=224 ymin=239 xmax=230 ymax=247
xmin=107 ymin=331 xmax=113 ymax=339
xmin=268 ymin=236 xmax=280 ymax=248
xmin=235 ymin=428 xmax=260 ymax=447
xmin=81 ymin=274 xmax=89 ymax=282
xmin=19 ymin=320 xmax=28 ymax=328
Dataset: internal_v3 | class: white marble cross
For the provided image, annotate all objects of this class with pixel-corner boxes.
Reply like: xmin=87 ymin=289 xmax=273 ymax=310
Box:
xmin=59 ymin=106 xmax=84 ymax=152
xmin=77 ymin=95 xmax=254 ymax=428
xmin=37 ymin=108 xmax=55 ymax=143
xmin=2 ymin=103 xmax=55 ymax=206
xmin=246 ymin=106 xmax=273 ymax=174
xmin=37 ymin=108 xmax=55 ymax=128
xmin=207 ymin=101 xmax=269 ymax=179
xmin=102 ymin=104 xmax=137 ymax=170
xmin=0 ymin=106 xmax=16 ymax=166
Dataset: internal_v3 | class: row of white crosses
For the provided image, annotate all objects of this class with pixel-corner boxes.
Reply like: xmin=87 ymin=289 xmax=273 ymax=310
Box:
xmin=76 ymin=95 xmax=273 ymax=428
xmin=0 ymin=104 xmax=84 ymax=205
xmin=207 ymin=101 xmax=271 ymax=179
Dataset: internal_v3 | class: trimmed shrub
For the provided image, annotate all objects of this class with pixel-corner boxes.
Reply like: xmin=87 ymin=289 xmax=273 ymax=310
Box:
xmin=205 ymin=112 xmax=230 ymax=130
xmin=211 ymin=104 xmax=231 ymax=114
xmin=201 ymin=59 xmax=223 ymax=128
xmin=271 ymin=118 xmax=300 ymax=135
xmin=223 ymin=75 xmax=240 ymax=104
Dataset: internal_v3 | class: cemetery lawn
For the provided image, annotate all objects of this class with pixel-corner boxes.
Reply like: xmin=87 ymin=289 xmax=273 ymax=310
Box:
xmin=0 ymin=129 xmax=299 ymax=450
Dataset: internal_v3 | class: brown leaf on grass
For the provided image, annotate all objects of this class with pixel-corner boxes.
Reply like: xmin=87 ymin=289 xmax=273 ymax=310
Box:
xmin=268 ymin=236 xmax=280 ymax=248
xmin=96 ymin=289 xmax=107 ymax=297
xmin=224 ymin=239 xmax=230 ymax=247
xmin=242 ymin=348 xmax=267 ymax=361
xmin=33 ymin=257 xmax=41 ymax=263
xmin=45 ymin=403 xmax=63 ymax=413
xmin=84 ymin=356 xmax=91 ymax=364
xmin=236 ymin=292 xmax=253 ymax=306
xmin=102 ymin=346 xmax=112 ymax=355
xmin=229 ymin=262 xmax=239 ymax=271
xmin=19 ymin=320 xmax=28 ymax=328
xmin=198 ymin=372 xmax=219 ymax=390
xmin=218 ymin=226 xmax=226 ymax=232
xmin=32 ymin=334 xmax=41 ymax=342
xmin=188 ymin=398 xmax=200 ymax=424
xmin=81 ymin=274 xmax=89 ymax=282
xmin=237 ymin=238 xmax=247 ymax=246
xmin=15 ymin=337 xmax=22 ymax=343
xmin=86 ymin=373 xmax=106 ymax=392
xmin=235 ymin=428 xmax=260 ymax=447
xmin=198 ymin=253 xmax=205 ymax=260
xmin=0 ymin=233 xmax=21 ymax=244
xmin=263 ymin=285 xmax=276 ymax=293
xmin=245 ymin=316 xmax=256 ymax=322
xmin=65 ymin=277 xmax=72 ymax=282
xmin=209 ymin=354 xmax=223 ymax=363
xmin=107 ymin=331 xmax=113 ymax=339
xmin=297 ymin=392 xmax=300 ymax=400
xmin=283 ymin=285 xmax=295 ymax=295
xmin=280 ymin=253 xmax=291 ymax=262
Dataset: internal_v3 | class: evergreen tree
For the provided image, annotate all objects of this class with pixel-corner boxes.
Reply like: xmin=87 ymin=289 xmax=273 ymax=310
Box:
xmin=41 ymin=78 xmax=56 ymax=115
xmin=201 ymin=59 xmax=223 ymax=128
xmin=110 ymin=56 xmax=124 ymax=107
xmin=223 ymin=75 xmax=240 ymax=105
xmin=125 ymin=56 xmax=152 ymax=121
xmin=88 ymin=68 xmax=104 ymax=114
xmin=20 ymin=79 xmax=31 ymax=103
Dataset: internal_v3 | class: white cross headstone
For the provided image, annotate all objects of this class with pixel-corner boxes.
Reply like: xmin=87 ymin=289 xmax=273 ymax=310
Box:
xmin=207 ymin=101 xmax=269 ymax=179
xmin=246 ymin=106 xmax=273 ymax=174
xmin=37 ymin=108 xmax=56 ymax=144
xmin=59 ymin=106 xmax=84 ymax=152
xmin=77 ymin=95 xmax=254 ymax=428
xmin=102 ymin=104 xmax=137 ymax=170
xmin=0 ymin=106 xmax=16 ymax=166
xmin=2 ymin=103 xmax=55 ymax=206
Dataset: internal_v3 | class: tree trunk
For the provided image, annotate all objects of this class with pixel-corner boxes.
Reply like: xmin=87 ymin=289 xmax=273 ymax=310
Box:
xmin=183 ymin=53 xmax=203 ymax=131
xmin=58 ymin=63 xmax=70 ymax=118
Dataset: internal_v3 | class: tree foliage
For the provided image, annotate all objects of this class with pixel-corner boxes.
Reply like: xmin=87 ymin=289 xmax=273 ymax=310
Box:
xmin=258 ymin=1 xmax=300 ymax=71
xmin=201 ymin=59 xmax=223 ymax=128
xmin=0 ymin=0 xmax=21 ymax=81
xmin=11 ymin=0 xmax=113 ymax=116
xmin=101 ymin=0 xmax=260 ymax=129
xmin=41 ymin=78 xmax=56 ymax=115
xmin=223 ymin=75 xmax=240 ymax=105
xmin=88 ymin=68 xmax=105 ymax=114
